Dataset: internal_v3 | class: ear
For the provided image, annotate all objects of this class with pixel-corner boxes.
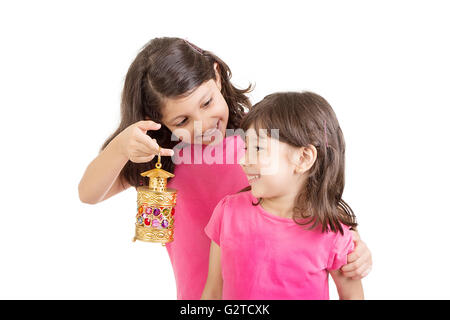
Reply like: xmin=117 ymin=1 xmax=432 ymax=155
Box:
xmin=294 ymin=145 xmax=317 ymax=174
xmin=213 ymin=62 xmax=222 ymax=91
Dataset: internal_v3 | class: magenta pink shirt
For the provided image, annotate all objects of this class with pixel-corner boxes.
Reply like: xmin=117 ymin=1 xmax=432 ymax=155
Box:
xmin=204 ymin=191 xmax=355 ymax=300
xmin=165 ymin=135 xmax=248 ymax=299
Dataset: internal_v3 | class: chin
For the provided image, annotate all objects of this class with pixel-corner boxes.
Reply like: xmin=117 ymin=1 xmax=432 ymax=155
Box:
xmin=250 ymin=186 xmax=266 ymax=199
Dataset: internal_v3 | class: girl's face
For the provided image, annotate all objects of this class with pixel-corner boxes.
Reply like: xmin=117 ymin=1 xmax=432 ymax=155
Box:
xmin=239 ymin=126 xmax=302 ymax=199
xmin=161 ymin=63 xmax=229 ymax=145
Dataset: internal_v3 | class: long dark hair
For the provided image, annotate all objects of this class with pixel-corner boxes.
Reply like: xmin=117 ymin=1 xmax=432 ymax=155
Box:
xmin=101 ymin=37 xmax=253 ymax=187
xmin=239 ymin=92 xmax=357 ymax=234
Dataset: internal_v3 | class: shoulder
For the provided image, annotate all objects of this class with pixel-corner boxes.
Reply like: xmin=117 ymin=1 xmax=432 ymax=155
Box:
xmin=308 ymin=223 xmax=353 ymax=248
xmin=328 ymin=223 xmax=354 ymax=249
xmin=209 ymin=191 xmax=254 ymax=232
xmin=221 ymin=190 xmax=253 ymax=208
xmin=337 ymin=223 xmax=353 ymax=238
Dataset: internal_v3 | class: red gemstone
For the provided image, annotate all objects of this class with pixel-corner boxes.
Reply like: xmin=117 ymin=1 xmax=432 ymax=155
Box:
xmin=144 ymin=218 xmax=150 ymax=226
xmin=171 ymin=208 xmax=175 ymax=216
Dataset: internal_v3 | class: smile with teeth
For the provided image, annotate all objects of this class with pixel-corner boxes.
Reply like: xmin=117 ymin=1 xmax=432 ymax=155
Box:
xmin=247 ymin=174 xmax=261 ymax=184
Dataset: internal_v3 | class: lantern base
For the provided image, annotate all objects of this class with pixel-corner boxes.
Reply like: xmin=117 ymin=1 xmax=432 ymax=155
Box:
xmin=133 ymin=224 xmax=174 ymax=244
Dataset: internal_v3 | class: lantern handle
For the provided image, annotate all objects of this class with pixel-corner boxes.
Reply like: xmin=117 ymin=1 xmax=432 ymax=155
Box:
xmin=156 ymin=146 xmax=162 ymax=169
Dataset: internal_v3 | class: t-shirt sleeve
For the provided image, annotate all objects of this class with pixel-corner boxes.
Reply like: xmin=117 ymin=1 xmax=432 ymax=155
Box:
xmin=326 ymin=224 xmax=355 ymax=271
xmin=204 ymin=196 xmax=228 ymax=246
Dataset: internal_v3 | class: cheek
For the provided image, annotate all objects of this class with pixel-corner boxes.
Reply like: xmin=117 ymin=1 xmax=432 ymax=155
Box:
xmin=215 ymin=95 xmax=229 ymax=121
xmin=259 ymin=158 xmax=294 ymax=187
xmin=258 ymin=153 xmax=282 ymax=175
xmin=259 ymin=174 xmax=279 ymax=188
xmin=255 ymin=170 xmax=293 ymax=198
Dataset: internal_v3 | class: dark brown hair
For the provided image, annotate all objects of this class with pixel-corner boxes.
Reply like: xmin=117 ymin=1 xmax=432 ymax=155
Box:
xmin=101 ymin=37 xmax=253 ymax=187
xmin=239 ymin=92 xmax=357 ymax=234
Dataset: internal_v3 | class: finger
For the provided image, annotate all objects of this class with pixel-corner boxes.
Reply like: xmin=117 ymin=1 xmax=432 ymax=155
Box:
xmin=160 ymin=148 xmax=175 ymax=157
xmin=135 ymin=135 xmax=160 ymax=154
xmin=341 ymin=259 xmax=361 ymax=273
xmin=357 ymin=266 xmax=372 ymax=279
xmin=136 ymin=120 xmax=162 ymax=132
xmin=349 ymin=264 xmax=371 ymax=280
xmin=342 ymin=250 xmax=369 ymax=272
xmin=346 ymin=251 xmax=360 ymax=264
xmin=137 ymin=136 xmax=174 ymax=157
xmin=135 ymin=142 xmax=174 ymax=157
xmin=346 ymin=242 xmax=368 ymax=264
xmin=134 ymin=141 xmax=155 ymax=155
xmin=348 ymin=244 xmax=371 ymax=264
xmin=342 ymin=262 xmax=370 ymax=279
xmin=341 ymin=270 xmax=358 ymax=279
xmin=351 ymin=267 xmax=371 ymax=280
xmin=130 ymin=155 xmax=156 ymax=163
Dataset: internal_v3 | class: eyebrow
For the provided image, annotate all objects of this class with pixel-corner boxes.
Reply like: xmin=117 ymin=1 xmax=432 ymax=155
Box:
xmin=168 ymin=91 xmax=210 ymax=124
xmin=245 ymin=136 xmax=266 ymax=145
xmin=246 ymin=133 xmax=267 ymax=140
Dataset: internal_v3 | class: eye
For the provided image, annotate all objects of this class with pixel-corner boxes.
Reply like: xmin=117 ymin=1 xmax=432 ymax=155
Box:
xmin=243 ymin=146 xmax=262 ymax=151
xmin=176 ymin=118 xmax=188 ymax=127
xmin=203 ymin=97 xmax=212 ymax=108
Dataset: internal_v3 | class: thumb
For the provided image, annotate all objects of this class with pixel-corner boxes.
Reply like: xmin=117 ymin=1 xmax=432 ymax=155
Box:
xmin=136 ymin=120 xmax=162 ymax=132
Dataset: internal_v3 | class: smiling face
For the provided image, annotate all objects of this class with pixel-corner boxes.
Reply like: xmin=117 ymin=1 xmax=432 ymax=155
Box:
xmin=239 ymin=126 xmax=300 ymax=199
xmin=160 ymin=63 xmax=229 ymax=145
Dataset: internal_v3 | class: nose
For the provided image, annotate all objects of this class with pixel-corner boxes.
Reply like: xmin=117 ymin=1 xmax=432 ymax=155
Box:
xmin=193 ymin=119 xmax=218 ymax=138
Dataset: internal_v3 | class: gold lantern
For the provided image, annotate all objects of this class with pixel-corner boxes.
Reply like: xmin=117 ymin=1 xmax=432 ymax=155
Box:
xmin=133 ymin=151 xmax=177 ymax=245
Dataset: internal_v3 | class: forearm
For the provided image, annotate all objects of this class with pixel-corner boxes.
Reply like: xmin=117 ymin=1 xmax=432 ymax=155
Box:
xmin=330 ymin=270 xmax=364 ymax=300
xmin=338 ymin=282 xmax=364 ymax=300
xmin=78 ymin=137 xmax=129 ymax=204
xmin=201 ymin=283 xmax=223 ymax=300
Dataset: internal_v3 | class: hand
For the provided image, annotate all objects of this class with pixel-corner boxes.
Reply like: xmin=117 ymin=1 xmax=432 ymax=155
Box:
xmin=340 ymin=230 xmax=372 ymax=280
xmin=115 ymin=120 xmax=174 ymax=163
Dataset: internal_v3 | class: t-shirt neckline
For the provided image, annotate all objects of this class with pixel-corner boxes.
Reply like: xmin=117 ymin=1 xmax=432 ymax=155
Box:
xmin=248 ymin=193 xmax=297 ymax=224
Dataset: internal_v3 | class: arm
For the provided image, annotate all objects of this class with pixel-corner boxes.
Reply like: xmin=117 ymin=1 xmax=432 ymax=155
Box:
xmin=330 ymin=269 xmax=364 ymax=300
xmin=78 ymin=136 xmax=131 ymax=204
xmin=201 ymin=240 xmax=223 ymax=300
xmin=341 ymin=230 xmax=373 ymax=280
xmin=78 ymin=120 xmax=172 ymax=204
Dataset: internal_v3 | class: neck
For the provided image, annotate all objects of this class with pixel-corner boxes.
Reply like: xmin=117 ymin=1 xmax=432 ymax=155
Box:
xmin=259 ymin=176 xmax=307 ymax=219
xmin=260 ymin=192 xmax=298 ymax=219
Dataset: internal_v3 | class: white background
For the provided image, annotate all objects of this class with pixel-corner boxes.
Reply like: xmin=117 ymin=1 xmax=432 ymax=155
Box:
xmin=1 ymin=0 xmax=449 ymax=299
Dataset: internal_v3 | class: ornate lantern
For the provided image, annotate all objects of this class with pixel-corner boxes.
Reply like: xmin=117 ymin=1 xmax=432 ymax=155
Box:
xmin=133 ymin=151 xmax=177 ymax=245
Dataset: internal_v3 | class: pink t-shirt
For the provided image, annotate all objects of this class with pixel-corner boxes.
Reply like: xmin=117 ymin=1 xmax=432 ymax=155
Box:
xmin=165 ymin=134 xmax=248 ymax=299
xmin=204 ymin=191 xmax=354 ymax=300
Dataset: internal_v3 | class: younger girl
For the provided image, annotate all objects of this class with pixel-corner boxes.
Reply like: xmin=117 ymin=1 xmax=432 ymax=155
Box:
xmin=202 ymin=92 xmax=364 ymax=299
xmin=78 ymin=37 xmax=371 ymax=299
